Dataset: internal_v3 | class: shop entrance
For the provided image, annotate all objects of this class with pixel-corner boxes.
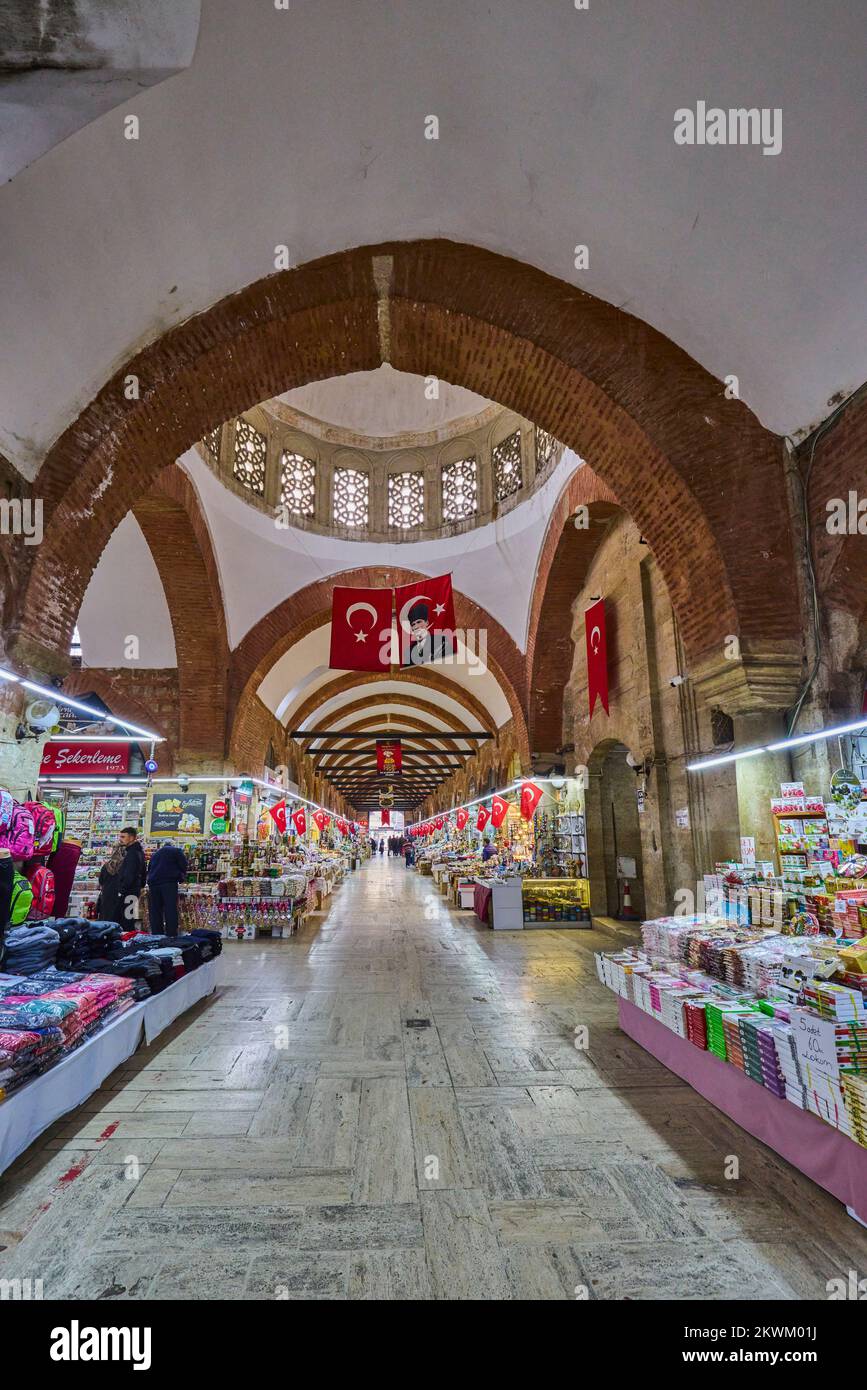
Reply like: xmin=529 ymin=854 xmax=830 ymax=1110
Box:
xmin=586 ymin=739 xmax=646 ymax=921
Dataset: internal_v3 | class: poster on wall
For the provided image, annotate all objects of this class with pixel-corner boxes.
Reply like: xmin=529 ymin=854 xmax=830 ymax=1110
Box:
xmin=376 ymin=740 xmax=402 ymax=775
xmin=150 ymin=793 xmax=207 ymax=836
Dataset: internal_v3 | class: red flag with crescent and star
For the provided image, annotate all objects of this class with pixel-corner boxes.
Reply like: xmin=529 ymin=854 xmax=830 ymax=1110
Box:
xmin=519 ymin=782 xmax=543 ymax=821
xmin=490 ymin=794 xmax=509 ymax=829
xmin=329 ymin=585 xmax=393 ymax=672
xmin=312 ymin=808 xmax=327 ymax=832
xmin=380 ymin=808 xmax=390 ymax=827
xmin=268 ymin=799 xmax=287 ymax=834
xmin=584 ymin=597 xmax=609 ymax=717
xmin=455 ymin=807 xmax=469 ymax=831
xmin=336 ymin=818 xmax=348 ymax=835
xmin=476 ymin=805 xmax=490 ymax=832
xmin=291 ymin=806 xmax=307 ymax=835
xmin=394 ymin=575 xmax=456 ymax=669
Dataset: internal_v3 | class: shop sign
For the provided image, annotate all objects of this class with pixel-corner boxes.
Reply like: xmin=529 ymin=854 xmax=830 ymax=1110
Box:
xmin=792 ymin=1007 xmax=840 ymax=1082
xmin=41 ymin=741 xmax=130 ymax=776
xmin=210 ymin=818 xmax=227 ymax=835
xmin=212 ymin=799 xmax=228 ymax=819
xmin=150 ymin=793 xmax=206 ymax=835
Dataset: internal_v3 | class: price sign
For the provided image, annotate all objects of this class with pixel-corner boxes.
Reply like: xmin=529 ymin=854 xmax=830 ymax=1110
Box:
xmin=792 ymin=1007 xmax=839 ymax=1082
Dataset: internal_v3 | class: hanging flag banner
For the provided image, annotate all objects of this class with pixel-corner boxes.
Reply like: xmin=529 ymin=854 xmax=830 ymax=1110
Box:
xmin=376 ymin=739 xmax=402 ymax=776
xmin=434 ymin=815 xmax=445 ymax=830
xmin=519 ymin=781 xmax=543 ymax=821
xmin=268 ymin=798 xmax=287 ymax=834
xmin=291 ymin=806 xmax=307 ymax=835
xmin=312 ymin=808 xmax=327 ymax=832
xmin=380 ymin=807 xmax=391 ymax=827
xmin=336 ymin=817 xmax=348 ymax=835
xmin=585 ymin=597 xmax=610 ymax=717
xmin=456 ymin=807 xmax=469 ymax=831
xmin=329 ymin=585 xmax=393 ymax=672
xmin=490 ymin=794 xmax=509 ymax=829
xmin=476 ymin=804 xmax=490 ymax=831
xmin=394 ymin=574 xmax=456 ymax=667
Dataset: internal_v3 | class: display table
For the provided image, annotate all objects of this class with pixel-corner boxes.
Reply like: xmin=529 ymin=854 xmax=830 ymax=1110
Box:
xmin=0 ymin=960 xmax=221 ymax=1175
xmin=473 ymin=882 xmax=493 ymax=924
xmin=618 ymin=996 xmax=867 ymax=1224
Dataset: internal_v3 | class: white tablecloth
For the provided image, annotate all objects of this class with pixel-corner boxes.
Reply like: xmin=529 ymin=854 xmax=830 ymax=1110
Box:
xmin=0 ymin=959 xmax=220 ymax=1174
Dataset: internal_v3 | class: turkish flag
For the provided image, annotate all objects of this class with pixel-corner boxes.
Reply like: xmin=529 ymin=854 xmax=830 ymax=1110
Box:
xmin=519 ymin=781 xmax=543 ymax=820
xmin=336 ymin=818 xmax=348 ymax=835
xmin=476 ymin=805 xmax=490 ymax=831
xmin=456 ymin=807 xmax=469 ymax=831
xmin=380 ymin=808 xmax=390 ymax=827
xmin=395 ymin=574 xmax=456 ymax=668
xmin=490 ymin=794 xmax=509 ymax=828
xmin=291 ymin=806 xmax=307 ymax=835
xmin=585 ymin=598 xmax=609 ymax=717
xmin=312 ymin=808 xmax=327 ymax=832
xmin=329 ymin=585 xmax=392 ymax=671
xmin=323 ymin=814 xmax=331 ymax=828
xmin=268 ymin=799 xmax=287 ymax=834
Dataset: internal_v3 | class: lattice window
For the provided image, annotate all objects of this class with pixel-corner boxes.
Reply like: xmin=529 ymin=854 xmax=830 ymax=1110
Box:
xmin=534 ymin=426 xmax=558 ymax=474
xmin=333 ymin=467 xmax=369 ymax=527
xmin=204 ymin=426 xmax=222 ymax=465
xmin=388 ymin=470 xmax=424 ymax=529
xmin=493 ymin=430 xmax=523 ymax=502
xmin=441 ymin=456 xmax=478 ymax=523
xmin=280 ymin=450 xmax=316 ymax=518
xmin=232 ymin=418 xmax=267 ymax=496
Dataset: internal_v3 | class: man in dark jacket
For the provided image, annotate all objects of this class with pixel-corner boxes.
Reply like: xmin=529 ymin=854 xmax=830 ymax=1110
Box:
xmin=99 ymin=827 xmax=147 ymax=926
xmin=146 ymin=840 xmax=188 ymax=937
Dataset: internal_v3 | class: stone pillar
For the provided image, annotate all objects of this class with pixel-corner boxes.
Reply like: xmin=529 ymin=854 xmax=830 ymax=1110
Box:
xmin=732 ymin=709 xmax=792 ymax=865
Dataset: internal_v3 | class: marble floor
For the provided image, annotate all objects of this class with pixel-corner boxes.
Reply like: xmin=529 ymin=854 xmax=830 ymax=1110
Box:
xmin=1 ymin=856 xmax=866 ymax=1300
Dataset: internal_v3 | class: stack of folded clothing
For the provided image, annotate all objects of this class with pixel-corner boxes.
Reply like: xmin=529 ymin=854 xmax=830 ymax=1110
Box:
xmin=57 ymin=921 xmax=125 ymax=970
xmin=148 ymin=946 xmax=185 ymax=981
xmin=0 ymin=1027 xmax=62 ymax=1097
xmin=4 ymin=924 xmax=61 ymax=976
xmin=189 ymin=927 xmax=222 ymax=960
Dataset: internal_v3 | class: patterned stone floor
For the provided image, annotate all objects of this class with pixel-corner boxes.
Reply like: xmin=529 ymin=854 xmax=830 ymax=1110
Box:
xmin=1 ymin=856 xmax=867 ymax=1300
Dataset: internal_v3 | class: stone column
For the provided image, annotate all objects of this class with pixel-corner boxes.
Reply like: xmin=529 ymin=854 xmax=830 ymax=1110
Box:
xmin=732 ymin=709 xmax=792 ymax=865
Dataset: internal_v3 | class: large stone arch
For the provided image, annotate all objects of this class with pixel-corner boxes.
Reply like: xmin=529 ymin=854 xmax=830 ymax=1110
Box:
xmin=4 ymin=242 xmax=799 ymax=699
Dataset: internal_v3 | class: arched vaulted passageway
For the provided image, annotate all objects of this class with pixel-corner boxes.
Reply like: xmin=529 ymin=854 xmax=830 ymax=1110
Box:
xmin=3 ymin=242 xmax=801 ymax=722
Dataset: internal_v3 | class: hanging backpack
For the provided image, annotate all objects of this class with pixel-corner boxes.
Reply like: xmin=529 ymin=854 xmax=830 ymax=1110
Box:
xmin=25 ymin=863 xmax=55 ymax=919
xmin=43 ymin=802 xmax=65 ymax=853
xmin=1 ymin=805 xmax=35 ymax=860
xmin=23 ymin=802 xmax=56 ymax=856
xmin=9 ymin=871 xmax=34 ymax=925
xmin=0 ymin=788 xmax=14 ymax=834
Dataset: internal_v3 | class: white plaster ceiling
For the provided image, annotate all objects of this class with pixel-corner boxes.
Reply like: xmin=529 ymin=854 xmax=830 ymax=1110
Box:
xmin=76 ymin=513 xmax=177 ymax=668
xmin=1 ymin=0 xmax=865 ymax=477
xmin=275 ymin=366 xmax=491 ymax=440
xmin=176 ymin=444 xmax=579 ymax=654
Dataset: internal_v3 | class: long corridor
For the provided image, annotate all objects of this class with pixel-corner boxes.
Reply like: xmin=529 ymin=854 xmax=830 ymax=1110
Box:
xmin=1 ymin=858 xmax=865 ymax=1300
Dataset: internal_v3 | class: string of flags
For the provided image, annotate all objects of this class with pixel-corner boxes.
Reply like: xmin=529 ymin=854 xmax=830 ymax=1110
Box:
xmin=408 ymin=781 xmax=544 ymax=837
xmin=266 ymin=798 xmax=358 ymax=838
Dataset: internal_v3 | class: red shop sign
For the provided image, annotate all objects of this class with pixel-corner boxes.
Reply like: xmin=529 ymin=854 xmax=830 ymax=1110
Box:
xmin=40 ymin=741 xmax=130 ymax=776
xmin=211 ymin=799 xmax=228 ymax=818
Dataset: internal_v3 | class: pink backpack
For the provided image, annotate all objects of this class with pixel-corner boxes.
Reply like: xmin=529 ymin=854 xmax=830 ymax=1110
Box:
xmin=25 ymin=863 xmax=55 ymax=918
xmin=1 ymin=805 xmax=35 ymax=859
xmin=23 ymin=802 xmax=56 ymax=856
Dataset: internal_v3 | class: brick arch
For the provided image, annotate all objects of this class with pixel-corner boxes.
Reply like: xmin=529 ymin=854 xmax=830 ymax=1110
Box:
xmin=526 ymin=466 xmax=625 ymax=755
xmin=309 ymin=694 xmax=472 ymax=737
xmin=6 ymin=241 xmax=797 ymax=688
xmin=274 ymin=669 xmax=498 ymax=742
xmin=132 ymin=464 xmax=229 ymax=763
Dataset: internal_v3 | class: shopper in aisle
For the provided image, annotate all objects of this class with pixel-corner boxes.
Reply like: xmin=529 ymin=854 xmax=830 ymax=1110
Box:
xmin=97 ymin=827 xmax=147 ymax=926
xmin=146 ymin=840 xmax=188 ymax=937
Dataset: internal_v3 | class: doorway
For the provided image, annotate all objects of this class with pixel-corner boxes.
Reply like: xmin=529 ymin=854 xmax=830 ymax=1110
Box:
xmin=587 ymin=740 xmax=646 ymax=920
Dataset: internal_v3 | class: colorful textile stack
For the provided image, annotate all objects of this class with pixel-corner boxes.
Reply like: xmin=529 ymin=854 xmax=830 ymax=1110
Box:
xmin=4 ymin=924 xmax=61 ymax=976
xmin=0 ymin=1027 xmax=62 ymax=1097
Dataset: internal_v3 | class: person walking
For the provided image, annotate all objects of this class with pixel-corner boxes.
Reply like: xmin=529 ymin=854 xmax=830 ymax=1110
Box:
xmin=98 ymin=827 xmax=147 ymax=926
xmin=146 ymin=839 xmax=188 ymax=937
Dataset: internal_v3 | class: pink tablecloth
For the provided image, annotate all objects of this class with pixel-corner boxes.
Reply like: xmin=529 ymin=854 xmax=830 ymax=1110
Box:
xmin=473 ymin=883 xmax=493 ymax=924
xmin=618 ymin=996 xmax=867 ymax=1222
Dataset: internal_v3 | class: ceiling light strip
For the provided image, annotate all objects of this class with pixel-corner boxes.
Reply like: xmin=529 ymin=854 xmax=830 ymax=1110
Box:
xmin=686 ymin=718 xmax=867 ymax=772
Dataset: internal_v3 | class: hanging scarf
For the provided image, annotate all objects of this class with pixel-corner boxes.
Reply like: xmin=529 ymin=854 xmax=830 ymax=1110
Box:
xmin=102 ymin=843 xmax=126 ymax=879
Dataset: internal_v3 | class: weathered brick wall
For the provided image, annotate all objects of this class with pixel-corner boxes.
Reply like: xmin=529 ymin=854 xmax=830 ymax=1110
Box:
xmin=63 ymin=668 xmax=180 ymax=768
